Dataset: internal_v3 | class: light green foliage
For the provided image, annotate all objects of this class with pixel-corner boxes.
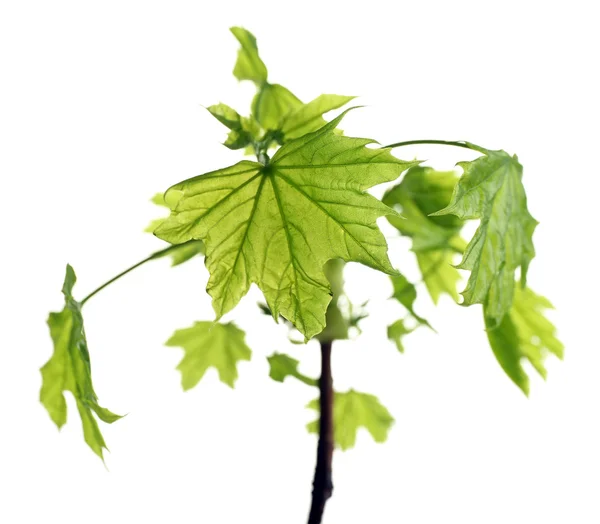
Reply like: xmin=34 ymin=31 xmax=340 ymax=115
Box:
xmin=387 ymin=273 xmax=431 ymax=352
xmin=166 ymin=321 xmax=251 ymax=389
xmin=384 ymin=162 xmax=560 ymax=389
xmin=383 ymin=166 xmax=465 ymax=303
xmin=230 ymin=28 xmax=353 ymax=136
xmin=387 ymin=319 xmax=413 ymax=353
xmin=390 ymin=273 xmax=431 ymax=328
xmin=432 ymin=147 xmax=538 ymax=325
xmin=206 ymin=103 xmax=256 ymax=150
xmin=383 ymin=167 xmax=462 ymax=351
xmin=280 ymin=94 xmax=355 ymax=140
xmin=40 ymin=265 xmax=122 ymax=459
xmin=207 ymin=103 xmax=244 ymax=130
xmin=266 ymin=353 xmax=318 ymax=386
xmin=268 ymin=357 xmax=394 ymax=447
xmin=230 ymin=27 xmax=267 ymax=84
xmin=486 ymin=286 xmax=563 ymax=395
xmin=41 ymin=26 xmax=562 ymax=462
xmin=307 ymin=390 xmax=394 ymax=450
xmin=155 ymin=110 xmax=417 ymax=339
xmin=253 ymin=83 xmax=303 ymax=130
xmin=146 ymin=193 xmax=205 ymax=266
xmin=230 ymin=27 xmax=302 ymax=130
xmin=415 ymin=250 xmax=462 ymax=304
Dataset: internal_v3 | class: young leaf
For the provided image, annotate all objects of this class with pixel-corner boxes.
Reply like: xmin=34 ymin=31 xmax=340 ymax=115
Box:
xmin=206 ymin=104 xmax=257 ymax=150
xmin=207 ymin=103 xmax=245 ymax=129
xmin=390 ymin=273 xmax=431 ymax=328
xmin=252 ymin=83 xmax=303 ymax=130
xmin=432 ymin=147 xmax=538 ymax=325
xmin=415 ymin=250 xmax=461 ymax=304
xmin=229 ymin=27 xmax=352 ymax=137
xmin=145 ymin=193 xmax=205 ymax=266
xmin=307 ymin=390 xmax=394 ymax=450
xmin=40 ymin=265 xmax=122 ymax=459
xmin=387 ymin=272 xmax=432 ymax=352
xmin=387 ymin=319 xmax=414 ymax=353
xmin=229 ymin=27 xmax=302 ymax=131
xmin=165 ymin=321 xmax=251 ymax=390
xmin=485 ymin=286 xmax=563 ymax=395
xmin=266 ymin=353 xmax=318 ymax=386
xmin=383 ymin=167 xmax=465 ymax=303
xmin=230 ymin=27 xmax=267 ymax=84
xmin=154 ymin=110 xmax=418 ymax=339
xmin=280 ymin=94 xmax=355 ymax=140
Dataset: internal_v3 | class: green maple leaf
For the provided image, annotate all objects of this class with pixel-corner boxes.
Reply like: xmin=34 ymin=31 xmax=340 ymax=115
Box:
xmin=229 ymin=27 xmax=301 ymax=130
xmin=431 ymin=147 xmax=538 ymax=324
xmin=165 ymin=321 xmax=251 ymax=389
xmin=387 ymin=319 xmax=414 ymax=353
xmin=230 ymin=27 xmax=352 ymax=135
xmin=485 ymin=286 xmax=563 ymax=395
xmin=253 ymin=87 xmax=354 ymax=138
xmin=206 ymin=103 xmax=257 ymax=150
xmin=383 ymin=166 xmax=465 ymax=303
xmin=390 ymin=273 xmax=431 ymax=328
xmin=230 ymin=27 xmax=267 ymax=84
xmin=145 ymin=193 xmax=205 ymax=266
xmin=40 ymin=265 xmax=122 ymax=459
xmin=387 ymin=273 xmax=432 ymax=352
xmin=280 ymin=94 xmax=355 ymax=140
xmin=253 ymin=83 xmax=303 ymax=130
xmin=155 ymin=110 xmax=418 ymax=339
xmin=266 ymin=353 xmax=318 ymax=386
xmin=415 ymin=250 xmax=462 ymax=304
xmin=307 ymin=390 xmax=394 ymax=450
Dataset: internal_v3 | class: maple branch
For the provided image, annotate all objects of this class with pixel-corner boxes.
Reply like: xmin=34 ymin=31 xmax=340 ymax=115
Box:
xmin=308 ymin=339 xmax=335 ymax=524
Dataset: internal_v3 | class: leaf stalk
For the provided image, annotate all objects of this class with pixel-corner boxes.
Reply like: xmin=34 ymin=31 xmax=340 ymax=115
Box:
xmin=80 ymin=244 xmax=182 ymax=306
xmin=384 ymin=139 xmax=479 ymax=151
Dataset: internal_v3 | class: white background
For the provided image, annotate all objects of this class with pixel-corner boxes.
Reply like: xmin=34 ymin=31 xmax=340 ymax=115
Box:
xmin=1 ymin=1 xmax=599 ymax=523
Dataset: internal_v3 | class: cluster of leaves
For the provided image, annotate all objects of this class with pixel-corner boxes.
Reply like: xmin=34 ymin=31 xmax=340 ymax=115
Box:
xmin=383 ymin=158 xmax=562 ymax=394
xmin=40 ymin=27 xmax=562 ymax=459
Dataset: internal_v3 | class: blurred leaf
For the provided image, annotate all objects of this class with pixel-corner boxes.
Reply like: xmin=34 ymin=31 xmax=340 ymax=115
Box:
xmin=166 ymin=321 xmax=251 ymax=389
xmin=390 ymin=273 xmax=431 ymax=328
xmin=307 ymin=390 xmax=394 ymax=450
xmin=415 ymin=250 xmax=461 ymax=304
xmin=267 ymin=353 xmax=317 ymax=387
xmin=253 ymin=83 xmax=303 ymax=130
xmin=230 ymin=27 xmax=267 ymax=84
xmin=387 ymin=319 xmax=414 ymax=353
xmin=486 ymin=286 xmax=563 ymax=395
xmin=383 ymin=166 xmax=464 ymax=303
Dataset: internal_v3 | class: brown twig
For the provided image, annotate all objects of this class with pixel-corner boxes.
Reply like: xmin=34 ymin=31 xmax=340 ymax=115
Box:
xmin=307 ymin=340 xmax=334 ymax=524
